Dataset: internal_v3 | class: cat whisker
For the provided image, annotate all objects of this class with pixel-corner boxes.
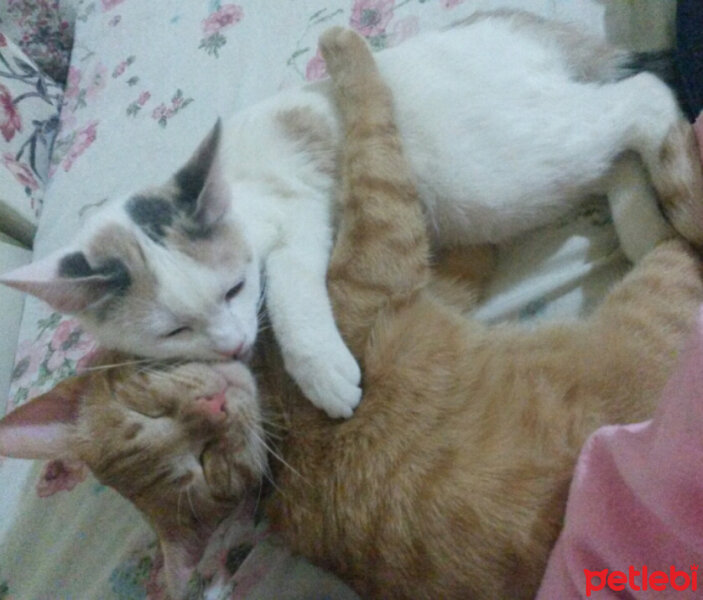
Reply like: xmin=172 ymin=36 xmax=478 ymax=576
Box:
xmin=244 ymin=421 xmax=307 ymax=485
xmin=186 ymin=484 xmax=202 ymax=524
xmin=258 ymin=413 xmax=287 ymax=432
xmin=257 ymin=277 xmax=267 ymax=312
xmin=260 ymin=410 xmax=289 ymax=433
xmin=177 ymin=487 xmax=185 ymax=528
xmin=252 ymin=479 xmax=265 ymax=523
xmin=138 ymin=366 xmax=196 ymax=388
xmin=261 ymin=427 xmax=283 ymax=442
xmin=82 ymin=357 xmax=155 ymax=372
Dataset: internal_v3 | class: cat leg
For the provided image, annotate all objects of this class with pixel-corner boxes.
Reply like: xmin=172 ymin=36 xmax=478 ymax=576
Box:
xmin=320 ymin=28 xmax=431 ymax=354
xmin=606 ymin=152 xmax=675 ymax=263
xmin=265 ymin=237 xmax=362 ymax=419
xmin=612 ymin=73 xmax=703 ymax=247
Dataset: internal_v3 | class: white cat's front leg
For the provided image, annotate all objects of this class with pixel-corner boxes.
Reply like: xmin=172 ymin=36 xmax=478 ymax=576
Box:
xmin=265 ymin=241 xmax=362 ymax=419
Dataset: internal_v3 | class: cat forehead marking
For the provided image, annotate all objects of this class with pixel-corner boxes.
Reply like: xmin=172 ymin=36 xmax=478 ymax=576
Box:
xmin=125 ymin=185 xmax=215 ymax=247
xmin=126 ymin=193 xmax=176 ymax=243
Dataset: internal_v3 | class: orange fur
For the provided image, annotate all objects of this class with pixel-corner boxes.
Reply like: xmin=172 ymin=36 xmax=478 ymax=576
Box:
xmin=264 ymin=28 xmax=703 ymax=600
xmin=3 ymin=27 xmax=703 ymax=600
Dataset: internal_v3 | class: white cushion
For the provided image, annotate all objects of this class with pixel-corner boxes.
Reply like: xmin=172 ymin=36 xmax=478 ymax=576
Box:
xmin=0 ymin=235 xmax=30 ymax=414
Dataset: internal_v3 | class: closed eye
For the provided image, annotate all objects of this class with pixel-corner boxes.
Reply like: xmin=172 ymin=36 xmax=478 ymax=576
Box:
xmin=164 ymin=326 xmax=192 ymax=338
xmin=225 ymin=281 xmax=245 ymax=301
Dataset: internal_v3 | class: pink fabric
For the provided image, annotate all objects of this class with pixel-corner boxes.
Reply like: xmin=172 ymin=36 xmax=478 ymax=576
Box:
xmin=537 ymin=306 xmax=703 ymax=599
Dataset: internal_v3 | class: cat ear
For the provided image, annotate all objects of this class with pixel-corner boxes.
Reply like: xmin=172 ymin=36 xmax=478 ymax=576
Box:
xmin=0 ymin=249 xmax=130 ymax=313
xmin=173 ymin=118 xmax=230 ymax=229
xmin=0 ymin=377 xmax=85 ymax=459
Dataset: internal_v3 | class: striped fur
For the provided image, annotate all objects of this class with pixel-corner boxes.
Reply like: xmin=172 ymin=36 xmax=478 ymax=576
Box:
xmin=265 ymin=28 xmax=703 ymax=600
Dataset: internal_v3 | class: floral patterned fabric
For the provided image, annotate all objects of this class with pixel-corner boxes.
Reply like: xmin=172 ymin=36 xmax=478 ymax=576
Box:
xmin=0 ymin=0 xmax=670 ymax=598
xmin=0 ymin=32 xmax=62 ymax=243
xmin=0 ymin=0 xmax=76 ymax=84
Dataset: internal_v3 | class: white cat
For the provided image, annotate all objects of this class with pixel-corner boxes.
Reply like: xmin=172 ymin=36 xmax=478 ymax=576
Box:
xmin=4 ymin=11 xmax=703 ymax=418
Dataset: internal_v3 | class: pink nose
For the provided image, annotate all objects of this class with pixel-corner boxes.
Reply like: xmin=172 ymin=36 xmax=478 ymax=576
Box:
xmin=195 ymin=388 xmax=228 ymax=420
xmin=217 ymin=342 xmax=244 ymax=360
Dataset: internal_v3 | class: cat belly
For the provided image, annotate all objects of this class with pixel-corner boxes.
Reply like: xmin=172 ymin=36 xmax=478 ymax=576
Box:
xmin=375 ymin=22 xmax=619 ymax=243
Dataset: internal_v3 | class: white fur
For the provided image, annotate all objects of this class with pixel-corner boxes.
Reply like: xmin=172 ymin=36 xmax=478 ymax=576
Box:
xmin=213 ymin=18 xmax=681 ymax=417
xmin=2 ymin=15 xmax=684 ymax=419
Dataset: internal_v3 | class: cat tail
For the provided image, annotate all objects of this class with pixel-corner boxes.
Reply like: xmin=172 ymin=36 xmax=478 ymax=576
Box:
xmin=617 ymin=50 xmax=677 ymax=87
xmin=320 ymin=28 xmax=430 ymax=354
xmin=606 ymin=152 xmax=676 ymax=262
xmin=592 ymin=239 xmax=703 ymax=360
xmin=585 ymin=239 xmax=703 ymax=422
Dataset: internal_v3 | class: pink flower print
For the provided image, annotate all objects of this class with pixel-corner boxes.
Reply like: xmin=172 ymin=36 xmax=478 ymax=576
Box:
xmin=101 ymin=0 xmax=124 ymax=11
xmin=86 ymin=63 xmax=107 ymax=100
xmin=64 ymin=66 xmax=82 ymax=100
xmin=350 ymin=0 xmax=395 ymax=36
xmin=61 ymin=121 xmax=99 ymax=172
xmin=389 ymin=15 xmax=419 ymax=46
xmin=138 ymin=91 xmax=151 ymax=106
xmin=0 ymin=84 xmax=22 ymax=142
xmin=112 ymin=61 xmax=127 ymax=78
xmin=11 ymin=339 xmax=45 ymax=390
xmin=202 ymin=4 xmax=244 ymax=35
xmin=151 ymin=90 xmax=193 ymax=126
xmin=152 ymin=104 xmax=169 ymax=121
xmin=440 ymin=0 xmax=465 ymax=8
xmin=47 ymin=319 xmax=96 ymax=371
xmin=0 ymin=33 xmax=6 ymax=47
xmin=305 ymin=49 xmax=328 ymax=82
xmin=2 ymin=153 xmax=39 ymax=190
xmin=36 ymin=459 xmax=88 ymax=497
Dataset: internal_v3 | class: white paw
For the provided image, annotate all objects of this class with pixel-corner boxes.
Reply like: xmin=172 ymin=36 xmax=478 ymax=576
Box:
xmin=284 ymin=337 xmax=362 ymax=419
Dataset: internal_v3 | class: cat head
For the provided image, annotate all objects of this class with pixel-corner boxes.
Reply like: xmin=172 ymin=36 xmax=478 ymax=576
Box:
xmin=0 ymin=121 xmax=262 ymax=362
xmin=0 ymin=351 xmax=267 ymax=598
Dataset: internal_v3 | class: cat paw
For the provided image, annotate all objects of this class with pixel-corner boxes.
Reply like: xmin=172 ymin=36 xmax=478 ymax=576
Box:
xmin=319 ymin=26 xmax=375 ymax=81
xmin=284 ymin=339 xmax=362 ymax=419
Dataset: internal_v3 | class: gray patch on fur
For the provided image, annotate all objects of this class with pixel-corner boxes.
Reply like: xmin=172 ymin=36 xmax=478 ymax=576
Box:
xmin=126 ymin=194 xmax=176 ymax=243
xmin=58 ymin=251 xmax=132 ymax=321
xmin=58 ymin=252 xmax=131 ymax=294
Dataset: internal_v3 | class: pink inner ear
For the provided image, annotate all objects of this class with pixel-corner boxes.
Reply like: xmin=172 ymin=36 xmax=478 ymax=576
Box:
xmin=0 ymin=390 xmax=80 ymax=459
xmin=1 ymin=249 xmax=118 ymax=313
xmin=0 ymin=248 xmax=64 ymax=285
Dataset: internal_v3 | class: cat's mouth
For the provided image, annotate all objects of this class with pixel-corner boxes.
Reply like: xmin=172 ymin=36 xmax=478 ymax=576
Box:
xmin=212 ymin=362 xmax=256 ymax=399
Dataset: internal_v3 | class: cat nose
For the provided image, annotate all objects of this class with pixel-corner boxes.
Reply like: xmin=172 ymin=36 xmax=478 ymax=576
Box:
xmin=195 ymin=388 xmax=228 ymax=421
xmin=217 ymin=342 xmax=244 ymax=360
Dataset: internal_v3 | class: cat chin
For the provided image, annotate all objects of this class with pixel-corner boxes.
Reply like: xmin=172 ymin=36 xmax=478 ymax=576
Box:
xmin=213 ymin=361 xmax=257 ymax=396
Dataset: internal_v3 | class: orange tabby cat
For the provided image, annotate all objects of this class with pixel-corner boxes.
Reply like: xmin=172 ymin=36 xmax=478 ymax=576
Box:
xmin=2 ymin=27 xmax=703 ymax=600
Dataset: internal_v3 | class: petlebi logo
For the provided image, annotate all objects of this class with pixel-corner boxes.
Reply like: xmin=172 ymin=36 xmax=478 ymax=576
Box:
xmin=585 ymin=565 xmax=699 ymax=596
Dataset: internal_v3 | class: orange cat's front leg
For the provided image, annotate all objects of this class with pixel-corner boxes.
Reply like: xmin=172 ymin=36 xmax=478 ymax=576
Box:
xmin=320 ymin=27 xmax=431 ymax=356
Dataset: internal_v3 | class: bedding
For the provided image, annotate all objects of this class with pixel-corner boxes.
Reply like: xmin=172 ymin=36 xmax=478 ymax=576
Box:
xmin=0 ymin=32 xmax=62 ymax=244
xmin=0 ymin=1 xmax=680 ymax=598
